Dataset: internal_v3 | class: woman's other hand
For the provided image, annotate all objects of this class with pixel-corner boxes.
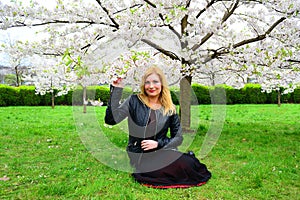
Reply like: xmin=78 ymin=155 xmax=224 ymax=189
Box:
xmin=141 ymin=140 xmax=158 ymax=151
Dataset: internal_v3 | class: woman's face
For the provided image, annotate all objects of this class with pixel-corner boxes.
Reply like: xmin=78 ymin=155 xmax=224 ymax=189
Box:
xmin=144 ymin=73 xmax=162 ymax=98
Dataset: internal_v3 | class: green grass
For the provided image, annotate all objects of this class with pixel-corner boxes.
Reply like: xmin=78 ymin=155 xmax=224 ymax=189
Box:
xmin=0 ymin=104 xmax=299 ymax=200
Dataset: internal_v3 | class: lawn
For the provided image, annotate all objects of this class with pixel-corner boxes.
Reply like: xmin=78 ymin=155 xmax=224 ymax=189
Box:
xmin=0 ymin=104 xmax=299 ymax=199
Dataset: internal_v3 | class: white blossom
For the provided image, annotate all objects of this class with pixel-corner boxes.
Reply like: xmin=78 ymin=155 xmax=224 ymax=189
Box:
xmin=0 ymin=0 xmax=299 ymax=95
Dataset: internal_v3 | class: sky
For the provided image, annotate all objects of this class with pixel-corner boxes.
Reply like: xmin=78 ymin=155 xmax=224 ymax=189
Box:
xmin=0 ymin=0 xmax=56 ymax=66
xmin=0 ymin=0 xmax=93 ymax=66
xmin=0 ymin=27 xmax=38 ymax=66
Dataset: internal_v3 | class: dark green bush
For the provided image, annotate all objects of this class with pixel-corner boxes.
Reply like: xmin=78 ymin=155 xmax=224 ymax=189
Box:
xmin=281 ymin=92 xmax=292 ymax=103
xmin=265 ymin=88 xmax=295 ymax=104
xmin=0 ymin=85 xmax=20 ymax=106
xmin=192 ymin=84 xmax=210 ymax=104
xmin=70 ymin=85 xmax=112 ymax=105
xmin=209 ymin=84 xmax=228 ymax=104
xmin=0 ymin=84 xmax=299 ymax=106
xmin=293 ymin=87 xmax=300 ymax=103
xmin=19 ymin=86 xmax=41 ymax=106
xmin=265 ymin=90 xmax=278 ymax=104
xmin=0 ymin=85 xmax=7 ymax=106
xmin=170 ymin=86 xmax=180 ymax=105
xmin=241 ymin=84 xmax=267 ymax=104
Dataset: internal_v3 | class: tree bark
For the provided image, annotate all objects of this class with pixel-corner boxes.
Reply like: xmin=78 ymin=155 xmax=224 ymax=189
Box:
xmin=15 ymin=66 xmax=20 ymax=87
xmin=179 ymin=76 xmax=192 ymax=132
xmin=51 ymin=91 xmax=55 ymax=109
xmin=277 ymin=90 xmax=281 ymax=107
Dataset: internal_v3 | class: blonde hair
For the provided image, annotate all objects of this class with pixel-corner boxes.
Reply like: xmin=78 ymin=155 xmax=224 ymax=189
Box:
xmin=138 ymin=66 xmax=176 ymax=116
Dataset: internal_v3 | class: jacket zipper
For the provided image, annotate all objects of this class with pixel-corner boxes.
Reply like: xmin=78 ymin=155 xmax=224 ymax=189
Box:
xmin=154 ymin=110 xmax=158 ymax=140
xmin=144 ymin=108 xmax=151 ymax=139
xmin=137 ymin=106 xmax=151 ymax=166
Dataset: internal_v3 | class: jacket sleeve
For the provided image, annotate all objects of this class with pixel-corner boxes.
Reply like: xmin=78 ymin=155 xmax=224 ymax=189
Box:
xmin=104 ymin=85 xmax=130 ymax=125
xmin=159 ymin=113 xmax=183 ymax=149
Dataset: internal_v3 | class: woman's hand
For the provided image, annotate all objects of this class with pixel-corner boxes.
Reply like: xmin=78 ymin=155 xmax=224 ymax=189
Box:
xmin=141 ymin=140 xmax=158 ymax=151
xmin=112 ymin=77 xmax=124 ymax=88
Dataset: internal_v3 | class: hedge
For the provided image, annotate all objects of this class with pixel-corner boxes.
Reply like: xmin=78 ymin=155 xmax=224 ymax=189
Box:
xmin=0 ymin=84 xmax=299 ymax=107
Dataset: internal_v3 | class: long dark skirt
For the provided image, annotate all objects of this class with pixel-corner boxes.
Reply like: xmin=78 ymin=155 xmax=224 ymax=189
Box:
xmin=131 ymin=149 xmax=211 ymax=189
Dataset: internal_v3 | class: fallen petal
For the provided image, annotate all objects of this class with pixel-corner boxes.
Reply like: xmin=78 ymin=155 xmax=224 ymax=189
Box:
xmin=0 ymin=176 xmax=10 ymax=181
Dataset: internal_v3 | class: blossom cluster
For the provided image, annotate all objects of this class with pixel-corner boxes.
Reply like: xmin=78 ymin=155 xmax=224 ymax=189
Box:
xmin=0 ymin=0 xmax=299 ymax=96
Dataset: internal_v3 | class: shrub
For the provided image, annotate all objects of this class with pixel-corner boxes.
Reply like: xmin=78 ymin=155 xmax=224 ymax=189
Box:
xmin=0 ymin=84 xmax=299 ymax=107
xmin=291 ymin=86 xmax=300 ymax=103
xmin=209 ymin=84 xmax=228 ymax=104
xmin=0 ymin=84 xmax=20 ymax=106
xmin=19 ymin=86 xmax=41 ymax=106
xmin=265 ymin=91 xmax=278 ymax=104
xmin=170 ymin=86 xmax=180 ymax=105
xmin=69 ymin=85 xmax=111 ymax=106
xmin=241 ymin=84 xmax=267 ymax=104
xmin=192 ymin=84 xmax=210 ymax=104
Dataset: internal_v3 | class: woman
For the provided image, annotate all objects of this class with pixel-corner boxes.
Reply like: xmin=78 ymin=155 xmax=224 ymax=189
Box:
xmin=105 ymin=66 xmax=211 ymax=188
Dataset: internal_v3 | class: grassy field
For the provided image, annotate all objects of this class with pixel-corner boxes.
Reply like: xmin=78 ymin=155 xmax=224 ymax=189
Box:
xmin=0 ymin=104 xmax=299 ymax=200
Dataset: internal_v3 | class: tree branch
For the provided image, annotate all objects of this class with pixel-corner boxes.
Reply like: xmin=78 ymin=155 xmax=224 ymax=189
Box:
xmin=191 ymin=33 xmax=214 ymax=51
xmin=6 ymin=19 xmax=116 ymax=29
xmin=221 ymin=0 xmax=239 ymax=22
xmin=144 ymin=1 xmax=181 ymax=41
xmin=286 ymin=59 xmax=300 ymax=64
xmin=233 ymin=17 xmax=286 ymax=48
xmin=192 ymin=0 xmax=239 ymax=51
xmin=196 ymin=0 xmax=216 ymax=18
xmin=141 ymin=38 xmax=180 ymax=60
xmin=95 ymin=0 xmax=119 ymax=29
xmin=201 ymin=16 xmax=288 ymax=66
xmin=143 ymin=0 xmax=157 ymax=8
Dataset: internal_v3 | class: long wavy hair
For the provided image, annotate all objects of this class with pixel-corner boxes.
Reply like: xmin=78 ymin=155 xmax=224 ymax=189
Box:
xmin=138 ymin=66 xmax=176 ymax=116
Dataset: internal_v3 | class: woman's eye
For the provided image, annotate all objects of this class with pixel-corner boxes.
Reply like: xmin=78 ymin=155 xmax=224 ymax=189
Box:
xmin=145 ymin=80 xmax=161 ymax=85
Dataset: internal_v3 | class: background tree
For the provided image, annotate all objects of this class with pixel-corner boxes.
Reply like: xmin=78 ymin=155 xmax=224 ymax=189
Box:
xmin=1 ymin=0 xmax=299 ymax=128
xmin=0 ymin=36 xmax=31 ymax=86
xmin=23 ymin=55 xmax=77 ymax=108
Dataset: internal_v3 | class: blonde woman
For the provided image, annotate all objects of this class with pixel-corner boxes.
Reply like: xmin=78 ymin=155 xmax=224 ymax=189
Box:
xmin=105 ymin=66 xmax=211 ymax=188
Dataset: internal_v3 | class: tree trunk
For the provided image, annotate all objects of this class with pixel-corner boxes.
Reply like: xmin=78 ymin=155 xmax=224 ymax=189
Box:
xmin=179 ymin=76 xmax=192 ymax=132
xmin=277 ymin=90 xmax=281 ymax=107
xmin=51 ymin=91 xmax=55 ymax=109
xmin=15 ymin=66 xmax=20 ymax=87
xmin=83 ymin=86 xmax=87 ymax=113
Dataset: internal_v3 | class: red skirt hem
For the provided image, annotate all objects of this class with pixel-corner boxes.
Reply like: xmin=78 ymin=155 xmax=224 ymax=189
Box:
xmin=142 ymin=181 xmax=207 ymax=189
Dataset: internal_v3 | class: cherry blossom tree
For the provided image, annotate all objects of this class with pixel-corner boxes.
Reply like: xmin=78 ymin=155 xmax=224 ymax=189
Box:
xmin=23 ymin=55 xmax=77 ymax=108
xmin=1 ymin=0 xmax=299 ymax=128
xmin=0 ymin=37 xmax=31 ymax=86
xmin=257 ymin=48 xmax=300 ymax=106
xmin=62 ymin=48 xmax=108 ymax=113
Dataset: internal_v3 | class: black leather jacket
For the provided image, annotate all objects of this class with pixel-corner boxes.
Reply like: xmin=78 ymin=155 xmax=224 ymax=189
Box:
xmin=105 ymin=85 xmax=183 ymax=153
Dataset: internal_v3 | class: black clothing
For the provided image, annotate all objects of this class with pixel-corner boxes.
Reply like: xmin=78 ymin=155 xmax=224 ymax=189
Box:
xmin=132 ymin=150 xmax=211 ymax=188
xmin=105 ymin=85 xmax=211 ymax=188
xmin=105 ymin=86 xmax=183 ymax=153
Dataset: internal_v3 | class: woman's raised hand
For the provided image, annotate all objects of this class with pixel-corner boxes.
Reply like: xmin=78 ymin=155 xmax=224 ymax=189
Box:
xmin=112 ymin=77 xmax=124 ymax=88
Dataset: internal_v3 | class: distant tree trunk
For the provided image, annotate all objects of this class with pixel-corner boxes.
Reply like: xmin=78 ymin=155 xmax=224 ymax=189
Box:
xmin=179 ymin=76 xmax=192 ymax=132
xmin=211 ymin=73 xmax=215 ymax=86
xmin=51 ymin=91 xmax=55 ymax=109
xmin=277 ymin=90 xmax=281 ymax=107
xmin=83 ymin=86 xmax=87 ymax=113
xmin=15 ymin=65 xmax=20 ymax=87
xmin=51 ymin=79 xmax=55 ymax=109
